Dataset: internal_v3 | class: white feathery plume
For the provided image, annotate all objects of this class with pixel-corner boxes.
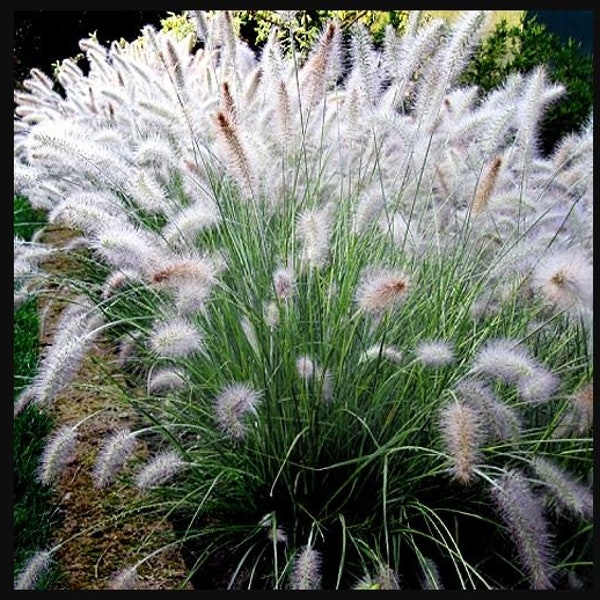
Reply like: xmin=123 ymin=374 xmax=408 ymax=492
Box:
xmin=214 ymin=382 xmax=262 ymax=441
xmin=29 ymin=297 xmax=104 ymax=405
xmin=355 ymin=266 xmax=411 ymax=315
xmin=515 ymin=66 xmax=565 ymax=162
xmin=360 ymin=344 xmax=404 ymax=364
xmin=213 ymin=109 xmax=257 ymax=197
xmin=101 ymin=269 xmax=143 ymax=299
xmin=380 ymin=18 xmax=446 ymax=110
xmin=414 ymin=339 xmax=455 ymax=367
xmin=530 ymin=246 xmax=593 ymax=316
xmin=134 ymin=449 xmax=186 ymax=490
xmin=439 ymin=399 xmax=484 ymax=485
xmin=298 ymin=21 xmax=343 ymax=113
xmin=273 ymin=266 xmax=295 ymax=301
xmin=296 ymin=355 xmax=333 ymax=403
xmin=14 ymin=549 xmax=53 ymax=590
xmin=37 ymin=425 xmax=78 ymax=486
xmin=162 ymin=200 xmax=221 ymax=246
xmin=124 ymin=169 xmax=170 ymax=215
xmin=415 ymin=11 xmax=489 ymax=122
xmin=290 ymin=545 xmax=322 ymax=590
xmin=148 ymin=316 xmax=203 ymax=359
xmin=92 ymin=428 xmax=138 ymax=488
xmin=516 ymin=366 xmax=559 ymax=405
xmin=296 ymin=203 xmax=334 ymax=270
xmin=263 ymin=300 xmax=280 ymax=329
xmin=241 ymin=314 xmax=260 ymax=354
xmin=490 ymin=469 xmax=556 ymax=590
xmin=555 ymin=383 xmax=593 ymax=437
xmin=13 ymin=386 xmax=38 ymax=418
xmin=91 ymin=219 xmax=168 ymax=276
xmin=346 ymin=22 xmax=381 ymax=109
xmin=531 ymin=456 xmax=593 ymax=520
xmin=48 ymin=190 xmax=127 ymax=236
xmin=106 ymin=565 xmax=141 ymax=590
xmin=469 ymin=338 xmax=537 ymax=384
xmin=26 ymin=120 xmax=133 ymax=190
xmin=454 ymin=378 xmax=522 ymax=441
xmin=147 ymin=367 xmax=187 ymax=395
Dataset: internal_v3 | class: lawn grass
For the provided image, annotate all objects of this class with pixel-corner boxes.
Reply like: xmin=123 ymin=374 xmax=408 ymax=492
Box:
xmin=13 ymin=195 xmax=62 ymax=589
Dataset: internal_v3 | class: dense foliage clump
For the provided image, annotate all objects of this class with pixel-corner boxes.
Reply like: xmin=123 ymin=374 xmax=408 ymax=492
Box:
xmin=14 ymin=10 xmax=592 ymax=590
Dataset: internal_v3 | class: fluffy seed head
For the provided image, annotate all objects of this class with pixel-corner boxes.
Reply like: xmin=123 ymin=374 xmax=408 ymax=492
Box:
xmin=214 ymin=382 xmax=262 ymax=441
xmin=92 ymin=428 xmax=138 ymax=488
xmin=117 ymin=331 xmax=143 ymax=368
xmin=420 ymin=557 xmax=443 ymax=590
xmin=92 ymin=220 xmax=165 ymax=276
xmin=13 ymin=386 xmax=37 ymax=418
xmin=29 ymin=300 xmax=104 ymax=405
xmin=14 ymin=549 xmax=53 ymax=590
xmin=259 ymin=514 xmax=288 ymax=544
xmin=241 ymin=315 xmax=259 ymax=353
xmin=148 ymin=317 xmax=203 ymax=358
xmin=355 ymin=266 xmax=410 ymax=315
xmin=106 ymin=566 xmax=140 ymax=590
xmin=162 ymin=201 xmax=221 ymax=245
xmin=134 ymin=449 xmax=185 ymax=491
xmin=296 ymin=355 xmax=317 ymax=379
xmin=454 ymin=378 xmax=521 ymax=441
xmin=516 ymin=366 xmax=559 ymax=404
xmin=290 ymin=546 xmax=322 ymax=590
xmin=376 ymin=566 xmax=401 ymax=590
xmin=296 ymin=355 xmax=333 ymax=402
xmin=532 ymin=456 xmax=593 ymax=520
xmin=101 ymin=269 xmax=141 ymax=299
xmin=263 ymin=300 xmax=280 ymax=329
xmin=555 ymin=382 xmax=593 ymax=438
xmin=414 ymin=339 xmax=455 ymax=366
xmin=214 ymin=110 xmax=256 ymax=195
xmin=360 ymin=344 xmax=404 ymax=364
xmin=38 ymin=425 xmax=78 ymax=486
xmin=296 ymin=204 xmax=334 ymax=269
xmin=490 ymin=469 xmax=556 ymax=590
xmin=273 ymin=266 xmax=295 ymax=300
xmin=439 ymin=400 xmax=484 ymax=485
xmin=567 ymin=383 xmax=593 ymax=434
xmin=471 ymin=156 xmax=502 ymax=215
xmin=150 ymin=255 xmax=221 ymax=290
xmin=147 ymin=367 xmax=187 ymax=395
xmin=470 ymin=338 xmax=536 ymax=383
xmin=531 ymin=247 xmax=593 ymax=314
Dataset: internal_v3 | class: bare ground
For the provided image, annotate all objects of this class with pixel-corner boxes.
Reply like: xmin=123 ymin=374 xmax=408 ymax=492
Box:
xmin=36 ymin=225 xmax=193 ymax=590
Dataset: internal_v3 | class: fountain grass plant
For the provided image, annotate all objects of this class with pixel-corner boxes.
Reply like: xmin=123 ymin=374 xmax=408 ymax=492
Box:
xmin=14 ymin=10 xmax=592 ymax=590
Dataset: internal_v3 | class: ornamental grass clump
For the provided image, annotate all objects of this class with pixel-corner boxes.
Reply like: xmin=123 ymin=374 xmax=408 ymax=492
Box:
xmin=14 ymin=10 xmax=592 ymax=590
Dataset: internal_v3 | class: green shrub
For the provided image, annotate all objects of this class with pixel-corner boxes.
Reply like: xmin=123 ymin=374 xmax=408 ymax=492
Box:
xmin=236 ymin=10 xmax=410 ymax=54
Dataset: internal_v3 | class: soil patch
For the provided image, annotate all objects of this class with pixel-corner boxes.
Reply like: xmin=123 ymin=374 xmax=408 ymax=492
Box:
xmin=37 ymin=225 xmax=193 ymax=590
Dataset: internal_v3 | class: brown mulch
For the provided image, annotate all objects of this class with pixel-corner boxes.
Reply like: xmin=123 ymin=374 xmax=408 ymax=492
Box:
xmin=36 ymin=225 xmax=193 ymax=590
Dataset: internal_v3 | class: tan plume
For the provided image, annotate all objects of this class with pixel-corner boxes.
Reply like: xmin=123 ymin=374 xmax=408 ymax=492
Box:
xmin=472 ymin=156 xmax=502 ymax=215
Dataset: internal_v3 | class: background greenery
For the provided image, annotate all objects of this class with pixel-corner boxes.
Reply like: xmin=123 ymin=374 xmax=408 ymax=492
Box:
xmin=13 ymin=196 xmax=62 ymax=588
